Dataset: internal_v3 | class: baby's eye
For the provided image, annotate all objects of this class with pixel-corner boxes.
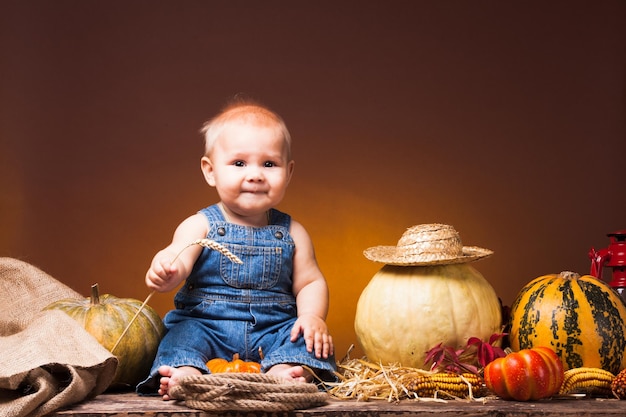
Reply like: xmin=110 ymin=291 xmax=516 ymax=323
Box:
xmin=234 ymin=161 xmax=245 ymax=167
xmin=264 ymin=161 xmax=275 ymax=168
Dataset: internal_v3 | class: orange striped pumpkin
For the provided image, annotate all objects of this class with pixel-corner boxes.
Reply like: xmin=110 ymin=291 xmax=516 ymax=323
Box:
xmin=509 ymin=271 xmax=626 ymax=374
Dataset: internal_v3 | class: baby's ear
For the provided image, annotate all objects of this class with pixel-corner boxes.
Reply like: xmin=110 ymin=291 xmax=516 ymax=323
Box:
xmin=286 ymin=160 xmax=295 ymax=183
xmin=200 ymin=157 xmax=216 ymax=186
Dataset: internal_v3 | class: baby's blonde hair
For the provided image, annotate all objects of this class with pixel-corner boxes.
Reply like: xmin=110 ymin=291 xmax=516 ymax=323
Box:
xmin=200 ymin=98 xmax=292 ymax=159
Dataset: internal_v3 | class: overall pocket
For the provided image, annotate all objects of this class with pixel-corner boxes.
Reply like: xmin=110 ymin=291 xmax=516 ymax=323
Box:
xmin=173 ymin=290 xmax=211 ymax=317
xmin=220 ymin=244 xmax=282 ymax=289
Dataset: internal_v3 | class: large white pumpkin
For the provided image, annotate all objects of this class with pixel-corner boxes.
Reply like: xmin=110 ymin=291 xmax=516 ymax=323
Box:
xmin=354 ymin=263 xmax=501 ymax=369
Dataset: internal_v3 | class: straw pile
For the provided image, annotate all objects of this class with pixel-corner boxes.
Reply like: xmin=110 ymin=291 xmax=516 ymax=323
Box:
xmin=322 ymin=352 xmax=487 ymax=402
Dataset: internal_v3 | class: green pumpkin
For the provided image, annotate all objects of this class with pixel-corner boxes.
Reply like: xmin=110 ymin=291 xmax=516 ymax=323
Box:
xmin=509 ymin=271 xmax=626 ymax=374
xmin=44 ymin=284 xmax=165 ymax=388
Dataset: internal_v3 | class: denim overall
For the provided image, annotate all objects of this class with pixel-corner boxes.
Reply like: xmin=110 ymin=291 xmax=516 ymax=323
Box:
xmin=137 ymin=204 xmax=337 ymax=393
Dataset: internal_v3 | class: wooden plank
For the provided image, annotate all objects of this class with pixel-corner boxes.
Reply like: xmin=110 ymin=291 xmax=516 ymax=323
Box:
xmin=49 ymin=392 xmax=626 ymax=417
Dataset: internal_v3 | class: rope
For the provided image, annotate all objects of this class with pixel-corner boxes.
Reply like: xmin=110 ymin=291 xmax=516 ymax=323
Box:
xmin=169 ymin=373 xmax=329 ymax=412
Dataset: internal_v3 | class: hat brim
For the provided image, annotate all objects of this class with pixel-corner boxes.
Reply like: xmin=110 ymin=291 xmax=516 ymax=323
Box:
xmin=363 ymin=245 xmax=493 ymax=266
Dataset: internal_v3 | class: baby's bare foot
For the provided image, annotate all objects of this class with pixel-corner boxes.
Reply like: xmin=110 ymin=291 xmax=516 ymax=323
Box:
xmin=266 ymin=364 xmax=313 ymax=383
xmin=157 ymin=365 xmax=202 ymax=400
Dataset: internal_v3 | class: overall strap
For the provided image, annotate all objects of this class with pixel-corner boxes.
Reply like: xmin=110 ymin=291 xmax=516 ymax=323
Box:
xmin=199 ymin=204 xmax=225 ymax=224
xmin=268 ymin=208 xmax=291 ymax=229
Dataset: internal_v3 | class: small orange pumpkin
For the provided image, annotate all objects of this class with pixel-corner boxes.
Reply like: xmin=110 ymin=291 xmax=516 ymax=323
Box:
xmin=207 ymin=353 xmax=261 ymax=373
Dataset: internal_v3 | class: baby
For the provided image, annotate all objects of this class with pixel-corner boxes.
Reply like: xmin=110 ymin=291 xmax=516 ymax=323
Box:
xmin=136 ymin=99 xmax=337 ymax=399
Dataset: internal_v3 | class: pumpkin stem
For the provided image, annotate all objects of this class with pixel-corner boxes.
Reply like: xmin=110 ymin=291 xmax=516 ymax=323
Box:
xmin=559 ymin=271 xmax=581 ymax=280
xmin=90 ymin=283 xmax=100 ymax=305
xmin=232 ymin=353 xmax=240 ymax=361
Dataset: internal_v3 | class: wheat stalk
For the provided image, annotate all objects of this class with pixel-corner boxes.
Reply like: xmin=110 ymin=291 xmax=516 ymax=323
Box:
xmin=111 ymin=238 xmax=243 ymax=353
xmin=181 ymin=238 xmax=243 ymax=264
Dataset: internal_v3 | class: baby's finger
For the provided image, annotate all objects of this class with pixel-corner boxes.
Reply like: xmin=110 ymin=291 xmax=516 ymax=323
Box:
xmin=304 ymin=328 xmax=316 ymax=353
xmin=290 ymin=322 xmax=303 ymax=342
xmin=166 ymin=260 xmax=178 ymax=276
xmin=160 ymin=260 xmax=174 ymax=275
xmin=151 ymin=262 xmax=167 ymax=279
xmin=318 ymin=334 xmax=329 ymax=359
xmin=313 ymin=331 xmax=328 ymax=358
xmin=327 ymin=334 xmax=334 ymax=356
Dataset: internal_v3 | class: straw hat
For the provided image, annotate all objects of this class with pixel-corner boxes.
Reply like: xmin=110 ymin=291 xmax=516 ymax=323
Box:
xmin=363 ymin=223 xmax=493 ymax=266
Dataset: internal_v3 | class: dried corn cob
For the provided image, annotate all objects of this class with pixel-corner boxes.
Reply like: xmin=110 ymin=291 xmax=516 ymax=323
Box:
xmin=404 ymin=372 xmax=483 ymax=399
xmin=559 ymin=367 xmax=614 ymax=396
xmin=611 ymin=368 xmax=626 ymax=399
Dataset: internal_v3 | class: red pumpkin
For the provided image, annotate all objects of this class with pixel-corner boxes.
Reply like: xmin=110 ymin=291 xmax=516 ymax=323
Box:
xmin=484 ymin=347 xmax=564 ymax=401
xmin=207 ymin=353 xmax=261 ymax=373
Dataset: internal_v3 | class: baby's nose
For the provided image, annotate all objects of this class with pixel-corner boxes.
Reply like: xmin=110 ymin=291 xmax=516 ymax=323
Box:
xmin=246 ymin=167 xmax=264 ymax=181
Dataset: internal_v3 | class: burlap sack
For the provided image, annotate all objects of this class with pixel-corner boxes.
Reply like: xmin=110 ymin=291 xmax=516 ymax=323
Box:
xmin=0 ymin=258 xmax=118 ymax=417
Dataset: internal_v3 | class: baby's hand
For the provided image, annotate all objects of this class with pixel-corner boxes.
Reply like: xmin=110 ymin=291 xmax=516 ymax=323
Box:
xmin=290 ymin=314 xmax=334 ymax=359
xmin=146 ymin=254 xmax=182 ymax=292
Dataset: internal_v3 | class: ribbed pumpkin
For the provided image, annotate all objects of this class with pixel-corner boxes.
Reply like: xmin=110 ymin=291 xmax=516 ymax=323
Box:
xmin=354 ymin=264 xmax=502 ymax=370
xmin=44 ymin=284 xmax=166 ymax=388
xmin=509 ymin=271 xmax=626 ymax=375
xmin=207 ymin=353 xmax=261 ymax=373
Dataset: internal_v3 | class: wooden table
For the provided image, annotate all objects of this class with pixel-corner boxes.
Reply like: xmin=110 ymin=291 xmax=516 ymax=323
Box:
xmin=50 ymin=392 xmax=626 ymax=417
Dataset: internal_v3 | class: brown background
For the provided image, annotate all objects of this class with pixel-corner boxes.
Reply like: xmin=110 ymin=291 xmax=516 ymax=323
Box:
xmin=2 ymin=1 xmax=625 ymax=359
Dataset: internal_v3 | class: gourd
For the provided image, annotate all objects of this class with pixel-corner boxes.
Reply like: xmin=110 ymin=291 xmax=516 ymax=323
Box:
xmin=44 ymin=284 xmax=166 ymax=388
xmin=509 ymin=271 xmax=626 ymax=374
xmin=207 ymin=353 xmax=261 ymax=373
xmin=354 ymin=263 xmax=502 ymax=370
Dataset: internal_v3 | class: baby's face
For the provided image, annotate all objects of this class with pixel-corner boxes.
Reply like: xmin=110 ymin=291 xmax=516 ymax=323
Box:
xmin=204 ymin=122 xmax=294 ymax=219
